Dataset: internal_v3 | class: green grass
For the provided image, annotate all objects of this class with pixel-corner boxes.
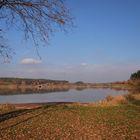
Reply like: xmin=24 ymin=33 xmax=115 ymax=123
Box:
xmin=0 ymin=103 xmax=140 ymax=140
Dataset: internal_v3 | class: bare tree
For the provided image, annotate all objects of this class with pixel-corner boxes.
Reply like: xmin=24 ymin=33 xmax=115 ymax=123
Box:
xmin=0 ymin=0 xmax=72 ymax=60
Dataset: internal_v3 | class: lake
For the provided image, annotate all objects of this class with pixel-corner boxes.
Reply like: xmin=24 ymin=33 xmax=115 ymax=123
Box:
xmin=0 ymin=88 xmax=129 ymax=104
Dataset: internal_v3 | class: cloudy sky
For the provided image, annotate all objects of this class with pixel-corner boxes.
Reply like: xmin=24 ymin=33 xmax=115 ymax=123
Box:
xmin=0 ymin=0 xmax=140 ymax=83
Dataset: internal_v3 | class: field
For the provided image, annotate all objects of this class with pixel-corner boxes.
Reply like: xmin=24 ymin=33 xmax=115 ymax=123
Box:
xmin=0 ymin=94 xmax=140 ymax=140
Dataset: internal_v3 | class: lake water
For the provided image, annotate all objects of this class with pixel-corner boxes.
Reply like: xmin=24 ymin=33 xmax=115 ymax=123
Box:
xmin=0 ymin=88 xmax=129 ymax=104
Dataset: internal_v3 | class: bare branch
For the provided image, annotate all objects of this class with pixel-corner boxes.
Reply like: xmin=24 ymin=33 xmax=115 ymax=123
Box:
xmin=0 ymin=30 xmax=15 ymax=62
xmin=0 ymin=0 xmax=72 ymax=60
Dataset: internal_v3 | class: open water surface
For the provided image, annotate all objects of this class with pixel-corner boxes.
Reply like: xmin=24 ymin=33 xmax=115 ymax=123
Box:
xmin=0 ymin=88 xmax=129 ymax=104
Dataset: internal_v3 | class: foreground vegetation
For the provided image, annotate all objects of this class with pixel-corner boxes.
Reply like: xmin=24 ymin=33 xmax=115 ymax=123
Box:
xmin=0 ymin=72 xmax=140 ymax=139
xmin=0 ymin=93 xmax=140 ymax=140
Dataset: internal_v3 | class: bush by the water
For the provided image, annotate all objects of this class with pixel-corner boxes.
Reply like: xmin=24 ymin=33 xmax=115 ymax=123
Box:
xmin=130 ymin=70 xmax=140 ymax=80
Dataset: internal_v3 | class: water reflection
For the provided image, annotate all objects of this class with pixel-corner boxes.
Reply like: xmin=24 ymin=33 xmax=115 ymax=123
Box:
xmin=0 ymin=88 xmax=69 ymax=95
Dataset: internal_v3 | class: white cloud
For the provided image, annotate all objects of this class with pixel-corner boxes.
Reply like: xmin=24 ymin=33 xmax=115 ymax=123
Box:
xmin=20 ymin=58 xmax=42 ymax=64
xmin=80 ymin=63 xmax=88 ymax=66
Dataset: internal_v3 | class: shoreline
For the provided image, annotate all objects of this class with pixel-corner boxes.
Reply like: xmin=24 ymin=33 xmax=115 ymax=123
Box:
xmin=9 ymin=102 xmax=91 ymax=109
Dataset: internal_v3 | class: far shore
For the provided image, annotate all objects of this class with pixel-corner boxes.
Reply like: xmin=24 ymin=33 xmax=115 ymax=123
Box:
xmin=0 ymin=77 xmax=139 ymax=95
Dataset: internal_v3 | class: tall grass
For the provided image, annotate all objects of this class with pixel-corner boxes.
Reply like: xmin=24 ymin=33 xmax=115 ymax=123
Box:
xmin=0 ymin=104 xmax=15 ymax=113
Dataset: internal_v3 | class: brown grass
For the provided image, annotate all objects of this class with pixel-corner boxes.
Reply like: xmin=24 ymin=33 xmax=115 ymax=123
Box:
xmin=0 ymin=104 xmax=16 ymax=114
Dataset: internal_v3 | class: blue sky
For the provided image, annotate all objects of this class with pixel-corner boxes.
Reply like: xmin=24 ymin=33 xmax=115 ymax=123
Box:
xmin=0 ymin=0 xmax=140 ymax=82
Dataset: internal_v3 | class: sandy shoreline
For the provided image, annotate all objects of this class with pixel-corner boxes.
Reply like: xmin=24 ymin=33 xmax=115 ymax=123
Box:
xmin=0 ymin=102 xmax=91 ymax=109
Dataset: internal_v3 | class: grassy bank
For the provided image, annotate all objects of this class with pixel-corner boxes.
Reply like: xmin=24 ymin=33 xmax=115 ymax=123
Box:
xmin=0 ymin=93 xmax=140 ymax=140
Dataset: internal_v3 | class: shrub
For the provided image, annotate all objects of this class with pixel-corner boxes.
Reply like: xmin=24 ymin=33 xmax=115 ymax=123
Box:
xmin=0 ymin=104 xmax=15 ymax=112
xmin=105 ymin=95 xmax=114 ymax=101
xmin=130 ymin=70 xmax=140 ymax=80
